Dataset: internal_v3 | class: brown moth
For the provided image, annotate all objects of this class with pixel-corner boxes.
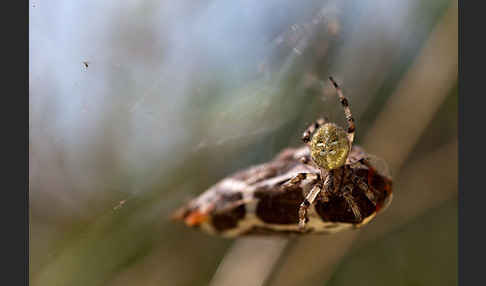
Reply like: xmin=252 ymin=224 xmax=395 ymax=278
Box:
xmin=172 ymin=77 xmax=393 ymax=237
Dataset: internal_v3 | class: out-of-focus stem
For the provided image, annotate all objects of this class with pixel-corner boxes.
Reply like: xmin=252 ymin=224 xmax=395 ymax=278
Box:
xmin=209 ymin=237 xmax=289 ymax=286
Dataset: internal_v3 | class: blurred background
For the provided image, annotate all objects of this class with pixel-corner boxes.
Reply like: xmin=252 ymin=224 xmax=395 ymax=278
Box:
xmin=29 ymin=0 xmax=457 ymax=285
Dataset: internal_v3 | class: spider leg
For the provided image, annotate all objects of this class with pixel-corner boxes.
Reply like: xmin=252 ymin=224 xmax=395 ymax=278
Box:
xmin=299 ymin=154 xmax=311 ymax=165
xmin=329 ymin=77 xmax=355 ymax=146
xmin=358 ymin=158 xmax=380 ymax=188
xmin=301 ymin=117 xmax=328 ymax=143
xmin=281 ymin=172 xmax=323 ymax=231
xmin=351 ymin=173 xmax=377 ymax=206
xmin=281 ymin=173 xmax=309 ymax=188
xmin=342 ymin=185 xmax=362 ymax=222
xmin=281 ymin=172 xmax=320 ymax=189
xmin=323 ymin=168 xmax=336 ymax=194
xmin=298 ymin=182 xmax=323 ymax=231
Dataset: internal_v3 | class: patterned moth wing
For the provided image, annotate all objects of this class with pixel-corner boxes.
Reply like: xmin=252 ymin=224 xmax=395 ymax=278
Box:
xmin=171 ymin=145 xmax=392 ymax=237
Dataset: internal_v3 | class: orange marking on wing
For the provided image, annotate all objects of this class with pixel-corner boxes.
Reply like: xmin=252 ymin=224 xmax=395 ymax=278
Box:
xmin=385 ymin=180 xmax=392 ymax=194
xmin=184 ymin=210 xmax=209 ymax=226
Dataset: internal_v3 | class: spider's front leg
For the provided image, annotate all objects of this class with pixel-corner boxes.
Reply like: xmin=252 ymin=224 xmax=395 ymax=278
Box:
xmin=281 ymin=172 xmax=322 ymax=231
xmin=301 ymin=117 xmax=328 ymax=143
xmin=298 ymin=182 xmax=323 ymax=231
xmin=329 ymin=77 xmax=355 ymax=145
xmin=300 ymin=117 xmax=327 ymax=165
xmin=298 ymin=170 xmax=332 ymax=231
xmin=281 ymin=173 xmax=310 ymax=188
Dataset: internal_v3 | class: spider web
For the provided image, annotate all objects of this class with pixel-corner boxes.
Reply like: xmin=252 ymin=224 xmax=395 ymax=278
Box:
xmin=30 ymin=1 xmax=340 ymax=283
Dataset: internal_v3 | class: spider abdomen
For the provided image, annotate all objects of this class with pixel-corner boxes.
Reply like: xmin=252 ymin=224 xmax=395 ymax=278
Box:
xmin=310 ymin=123 xmax=350 ymax=170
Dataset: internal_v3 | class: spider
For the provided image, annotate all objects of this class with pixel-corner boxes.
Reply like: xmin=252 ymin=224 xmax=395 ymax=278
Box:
xmin=172 ymin=76 xmax=392 ymax=236
xmin=284 ymin=76 xmax=382 ymax=231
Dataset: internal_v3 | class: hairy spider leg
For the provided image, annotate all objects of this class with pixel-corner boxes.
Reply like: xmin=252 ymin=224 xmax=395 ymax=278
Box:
xmin=300 ymin=117 xmax=327 ymax=165
xmin=298 ymin=181 xmax=323 ymax=231
xmin=281 ymin=173 xmax=311 ymax=188
xmin=328 ymin=76 xmax=355 ymax=146
xmin=350 ymin=171 xmax=377 ymax=206
xmin=296 ymin=169 xmax=334 ymax=230
xmin=281 ymin=172 xmax=326 ymax=231
xmin=342 ymin=184 xmax=363 ymax=222
xmin=301 ymin=117 xmax=328 ymax=143
xmin=339 ymin=167 xmax=363 ymax=222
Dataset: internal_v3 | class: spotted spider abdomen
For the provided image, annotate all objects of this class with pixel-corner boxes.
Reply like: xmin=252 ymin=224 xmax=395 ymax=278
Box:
xmin=310 ymin=123 xmax=350 ymax=170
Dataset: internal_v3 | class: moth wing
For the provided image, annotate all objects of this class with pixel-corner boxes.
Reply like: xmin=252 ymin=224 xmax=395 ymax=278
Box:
xmin=365 ymin=153 xmax=392 ymax=179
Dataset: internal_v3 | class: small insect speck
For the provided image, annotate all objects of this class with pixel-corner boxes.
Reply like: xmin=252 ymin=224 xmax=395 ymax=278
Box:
xmin=113 ymin=200 xmax=126 ymax=211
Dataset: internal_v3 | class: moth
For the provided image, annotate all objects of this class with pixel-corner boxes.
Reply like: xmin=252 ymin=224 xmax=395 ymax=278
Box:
xmin=172 ymin=77 xmax=393 ymax=237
